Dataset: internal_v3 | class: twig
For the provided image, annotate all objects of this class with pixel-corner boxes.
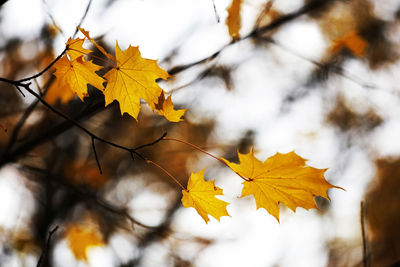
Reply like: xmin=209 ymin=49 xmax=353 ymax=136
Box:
xmin=36 ymin=225 xmax=58 ymax=267
xmin=167 ymin=0 xmax=335 ymax=75
xmin=91 ymin=136 xmax=103 ymax=174
xmin=17 ymin=46 xmax=68 ymax=83
xmin=360 ymin=201 xmax=370 ymax=267
xmin=257 ymin=37 xmax=376 ymax=90
xmin=73 ymin=0 xmax=93 ymax=38
xmin=133 ymin=132 xmax=167 ymax=151
xmin=3 ymin=99 xmax=40 ymax=157
xmin=211 ymin=0 xmax=220 ymax=23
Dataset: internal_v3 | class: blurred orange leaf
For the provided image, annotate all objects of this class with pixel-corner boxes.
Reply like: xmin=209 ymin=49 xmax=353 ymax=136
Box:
xmin=66 ymin=224 xmax=104 ymax=262
xmin=222 ymin=150 xmax=342 ymax=221
xmin=226 ymin=0 xmax=243 ymax=39
xmin=65 ymin=162 xmax=109 ymax=190
xmin=181 ymin=169 xmax=230 ymax=223
xmin=330 ymin=31 xmax=367 ymax=57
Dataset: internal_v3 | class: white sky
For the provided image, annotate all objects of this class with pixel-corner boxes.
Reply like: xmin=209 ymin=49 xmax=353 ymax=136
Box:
xmin=1 ymin=0 xmax=400 ymax=266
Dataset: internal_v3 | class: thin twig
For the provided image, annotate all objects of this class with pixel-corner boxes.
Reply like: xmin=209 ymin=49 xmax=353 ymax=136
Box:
xmin=167 ymin=0 xmax=335 ymax=76
xmin=36 ymin=225 xmax=58 ymax=267
xmin=3 ymin=99 xmax=40 ymax=157
xmin=211 ymin=0 xmax=220 ymax=23
xmin=360 ymin=201 xmax=370 ymax=267
xmin=17 ymin=46 xmax=68 ymax=83
xmin=73 ymin=0 xmax=93 ymax=38
xmin=15 ymin=85 xmax=25 ymax=97
xmin=133 ymin=132 xmax=167 ymax=151
xmin=91 ymin=136 xmax=103 ymax=174
xmin=14 ymin=83 xmax=145 ymax=159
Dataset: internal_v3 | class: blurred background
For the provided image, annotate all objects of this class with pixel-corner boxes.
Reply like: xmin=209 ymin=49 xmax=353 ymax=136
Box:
xmin=0 ymin=0 xmax=399 ymax=266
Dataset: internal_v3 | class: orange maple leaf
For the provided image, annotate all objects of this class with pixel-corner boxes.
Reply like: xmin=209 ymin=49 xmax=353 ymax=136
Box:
xmin=45 ymin=79 xmax=76 ymax=104
xmin=222 ymin=150 xmax=342 ymax=221
xmin=181 ymin=169 xmax=230 ymax=223
xmin=226 ymin=0 xmax=243 ymax=39
xmin=155 ymin=92 xmax=186 ymax=122
xmin=66 ymin=223 xmax=104 ymax=262
xmin=330 ymin=30 xmax=367 ymax=57
xmin=52 ymin=55 xmax=104 ymax=101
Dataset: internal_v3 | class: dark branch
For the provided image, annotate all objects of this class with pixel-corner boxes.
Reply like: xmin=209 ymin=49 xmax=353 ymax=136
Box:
xmin=91 ymin=136 xmax=103 ymax=174
xmin=36 ymin=225 xmax=58 ymax=267
xmin=73 ymin=0 xmax=93 ymax=38
xmin=17 ymin=46 xmax=67 ymax=83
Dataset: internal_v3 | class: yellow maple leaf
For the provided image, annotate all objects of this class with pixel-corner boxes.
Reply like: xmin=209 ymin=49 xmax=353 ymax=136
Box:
xmin=222 ymin=150 xmax=342 ymax=221
xmin=181 ymin=169 xmax=230 ymax=223
xmin=52 ymin=55 xmax=104 ymax=101
xmin=102 ymin=42 xmax=171 ymax=119
xmin=78 ymin=27 xmax=115 ymax=61
xmin=66 ymin=37 xmax=92 ymax=60
xmin=66 ymin=224 xmax=104 ymax=262
xmin=226 ymin=0 xmax=243 ymax=39
xmin=77 ymin=27 xmax=174 ymax=120
xmin=155 ymin=92 xmax=186 ymax=122
xmin=330 ymin=30 xmax=367 ymax=57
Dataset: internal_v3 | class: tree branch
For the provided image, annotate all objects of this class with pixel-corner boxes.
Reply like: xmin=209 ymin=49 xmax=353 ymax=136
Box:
xmin=36 ymin=225 xmax=58 ymax=267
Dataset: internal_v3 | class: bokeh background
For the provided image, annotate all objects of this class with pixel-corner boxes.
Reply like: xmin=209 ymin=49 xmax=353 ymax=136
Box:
xmin=0 ymin=0 xmax=399 ymax=266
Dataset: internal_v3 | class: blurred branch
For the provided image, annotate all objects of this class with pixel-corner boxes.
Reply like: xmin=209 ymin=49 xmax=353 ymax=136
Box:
xmin=2 ymin=98 xmax=40 ymax=157
xmin=257 ymin=37 xmax=376 ymax=89
xmin=168 ymin=0 xmax=336 ymax=75
xmin=21 ymin=164 xmax=158 ymax=229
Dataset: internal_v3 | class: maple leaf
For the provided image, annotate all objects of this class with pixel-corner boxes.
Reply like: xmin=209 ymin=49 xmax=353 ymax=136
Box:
xmin=181 ymin=169 xmax=230 ymax=223
xmin=66 ymin=223 xmax=104 ymax=262
xmin=226 ymin=0 xmax=243 ymax=39
xmin=102 ymin=42 xmax=171 ymax=119
xmin=222 ymin=150 xmax=342 ymax=221
xmin=52 ymin=55 xmax=104 ymax=101
xmin=77 ymin=27 xmax=173 ymax=120
xmin=78 ymin=27 xmax=116 ymax=61
xmin=330 ymin=31 xmax=367 ymax=57
xmin=66 ymin=37 xmax=92 ymax=60
xmin=155 ymin=92 xmax=186 ymax=122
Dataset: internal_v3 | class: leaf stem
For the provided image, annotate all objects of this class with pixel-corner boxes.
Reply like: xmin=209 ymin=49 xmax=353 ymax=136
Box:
xmin=162 ymin=137 xmax=249 ymax=181
xmin=146 ymin=160 xmax=186 ymax=190
xmin=68 ymin=48 xmax=117 ymax=68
